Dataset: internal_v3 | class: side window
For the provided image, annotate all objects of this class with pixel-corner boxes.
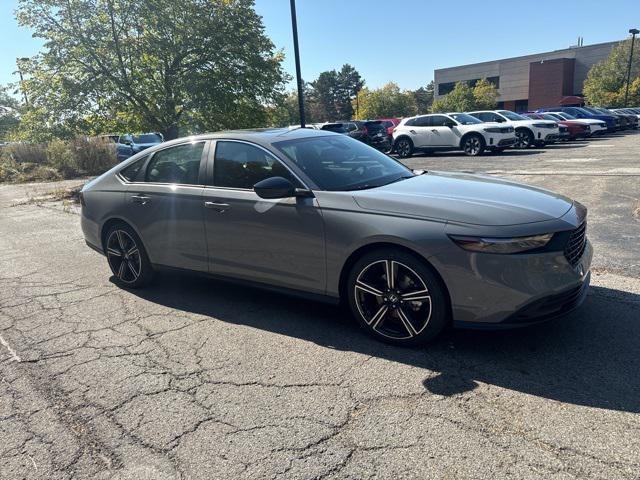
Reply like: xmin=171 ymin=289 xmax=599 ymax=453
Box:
xmin=145 ymin=142 xmax=205 ymax=185
xmin=119 ymin=155 xmax=148 ymax=182
xmin=414 ymin=116 xmax=430 ymax=127
xmin=476 ymin=112 xmax=494 ymax=122
xmin=213 ymin=141 xmax=298 ymax=189
xmin=429 ymin=115 xmax=449 ymax=127
xmin=404 ymin=118 xmax=416 ymax=126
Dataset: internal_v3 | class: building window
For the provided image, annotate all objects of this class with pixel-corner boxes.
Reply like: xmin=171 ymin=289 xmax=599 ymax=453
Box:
xmin=438 ymin=76 xmax=500 ymax=96
xmin=514 ymin=100 xmax=529 ymax=112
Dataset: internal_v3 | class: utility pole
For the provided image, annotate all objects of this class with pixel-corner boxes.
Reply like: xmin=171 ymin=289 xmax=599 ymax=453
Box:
xmin=624 ymin=28 xmax=639 ymax=107
xmin=289 ymin=0 xmax=305 ymax=127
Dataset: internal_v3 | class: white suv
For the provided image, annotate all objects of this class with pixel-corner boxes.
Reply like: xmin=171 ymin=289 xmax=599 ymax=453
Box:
xmin=468 ymin=110 xmax=559 ymax=148
xmin=392 ymin=113 xmax=516 ymax=158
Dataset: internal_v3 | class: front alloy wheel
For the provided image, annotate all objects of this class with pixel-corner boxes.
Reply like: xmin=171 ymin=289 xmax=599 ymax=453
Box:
xmin=395 ymin=138 xmax=413 ymax=158
xmin=514 ymin=129 xmax=533 ymax=148
xmin=462 ymin=135 xmax=484 ymax=156
xmin=105 ymin=224 xmax=153 ymax=288
xmin=347 ymin=249 xmax=448 ymax=345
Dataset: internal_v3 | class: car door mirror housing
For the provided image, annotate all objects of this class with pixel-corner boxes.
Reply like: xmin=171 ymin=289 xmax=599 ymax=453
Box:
xmin=494 ymin=117 xmax=505 ymax=123
xmin=444 ymin=121 xmax=456 ymax=128
xmin=254 ymin=176 xmax=296 ymax=199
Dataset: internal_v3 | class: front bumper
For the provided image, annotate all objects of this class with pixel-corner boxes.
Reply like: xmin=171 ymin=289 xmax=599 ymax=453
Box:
xmin=543 ymin=133 xmax=559 ymax=142
xmin=429 ymin=238 xmax=593 ymax=328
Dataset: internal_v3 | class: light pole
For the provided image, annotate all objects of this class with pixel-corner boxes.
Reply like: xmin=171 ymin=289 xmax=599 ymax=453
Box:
xmin=624 ymin=28 xmax=639 ymax=107
xmin=289 ymin=0 xmax=305 ymax=127
xmin=16 ymin=57 xmax=30 ymax=106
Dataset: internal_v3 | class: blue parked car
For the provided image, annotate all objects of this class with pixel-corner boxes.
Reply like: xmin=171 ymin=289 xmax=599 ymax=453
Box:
xmin=536 ymin=106 xmax=618 ymax=131
xmin=116 ymin=133 xmax=164 ymax=161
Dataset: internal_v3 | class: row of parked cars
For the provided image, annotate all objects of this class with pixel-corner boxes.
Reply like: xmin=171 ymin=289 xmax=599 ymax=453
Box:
xmin=101 ymin=133 xmax=165 ymax=161
xmin=306 ymin=105 xmax=638 ymax=158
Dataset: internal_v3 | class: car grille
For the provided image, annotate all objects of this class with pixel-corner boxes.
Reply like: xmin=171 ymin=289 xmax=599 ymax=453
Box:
xmin=564 ymin=222 xmax=587 ymax=267
xmin=507 ymin=283 xmax=586 ymax=324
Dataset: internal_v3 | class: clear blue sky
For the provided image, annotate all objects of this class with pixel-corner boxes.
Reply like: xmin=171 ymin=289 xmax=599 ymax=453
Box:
xmin=1 ymin=0 xmax=638 ymax=91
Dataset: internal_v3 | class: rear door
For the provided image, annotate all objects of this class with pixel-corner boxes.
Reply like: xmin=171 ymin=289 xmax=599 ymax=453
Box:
xmin=124 ymin=141 xmax=209 ymax=272
xmin=405 ymin=116 xmax=431 ymax=147
xmin=202 ymin=140 xmax=326 ymax=294
xmin=424 ymin=115 xmax=459 ymax=146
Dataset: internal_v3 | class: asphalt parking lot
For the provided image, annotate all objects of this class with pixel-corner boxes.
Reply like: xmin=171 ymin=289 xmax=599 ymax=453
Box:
xmin=1 ymin=132 xmax=639 ymax=479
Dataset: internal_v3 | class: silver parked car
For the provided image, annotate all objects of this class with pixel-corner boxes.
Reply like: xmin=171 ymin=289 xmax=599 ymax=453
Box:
xmin=80 ymin=128 xmax=592 ymax=346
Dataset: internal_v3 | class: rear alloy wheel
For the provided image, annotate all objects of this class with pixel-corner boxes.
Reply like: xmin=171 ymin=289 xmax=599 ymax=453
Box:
xmin=394 ymin=138 xmax=414 ymax=158
xmin=462 ymin=134 xmax=484 ymax=156
xmin=347 ymin=249 xmax=448 ymax=346
xmin=514 ymin=129 xmax=534 ymax=148
xmin=105 ymin=224 xmax=153 ymax=288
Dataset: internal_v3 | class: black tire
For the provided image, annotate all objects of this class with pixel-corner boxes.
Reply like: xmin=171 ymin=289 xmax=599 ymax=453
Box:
xmin=514 ymin=128 xmax=534 ymax=148
xmin=534 ymin=141 xmax=546 ymax=148
xmin=347 ymin=248 xmax=449 ymax=346
xmin=394 ymin=137 xmax=414 ymax=158
xmin=104 ymin=222 xmax=154 ymax=288
xmin=461 ymin=134 xmax=485 ymax=156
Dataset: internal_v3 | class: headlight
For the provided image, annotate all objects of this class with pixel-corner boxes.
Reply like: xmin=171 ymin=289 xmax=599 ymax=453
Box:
xmin=483 ymin=127 xmax=502 ymax=133
xmin=449 ymin=233 xmax=553 ymax=254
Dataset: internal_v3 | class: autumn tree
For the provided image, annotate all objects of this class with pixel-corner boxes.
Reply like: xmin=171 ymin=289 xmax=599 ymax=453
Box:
xmin=583 ymin=39 xmax=640 ymax=107
xmin=16 ymin=0 xmax=288 ymax=140
xmin=354 ymin=82 xmax=417 ymax=119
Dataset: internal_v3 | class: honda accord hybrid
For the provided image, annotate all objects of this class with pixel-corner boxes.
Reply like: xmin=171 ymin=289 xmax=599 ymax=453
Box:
xmin=80 ymin=128 xmax=592 ymax=346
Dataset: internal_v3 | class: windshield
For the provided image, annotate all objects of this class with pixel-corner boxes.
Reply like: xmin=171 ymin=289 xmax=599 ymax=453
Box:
xmin=540 ymin=114 xmax=558 ymax=121
xmin=132 ymin=134 xmax=162 ymax=144
xmin=274 ymin=135 xmax=413 ymax=191
xmin=556 ymin=112 xmax=575 ymax=120
xmin=580 ymin=107 xmax=601 ymax=115
xmin=498 ymin=110 xmax=528 ymax=121
xmin=450 ymin=113 xmax=481 ymax=125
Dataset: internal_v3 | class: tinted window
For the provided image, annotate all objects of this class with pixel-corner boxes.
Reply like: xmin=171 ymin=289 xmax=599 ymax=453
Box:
xmin=274 ymin=135 xmax=412 ymax=191
xmin=120 ymin=155 xmax=148 ymax=182
xmin=499 ymin=110 xmax=528 ymax=121
xmin=473 ymin=112 xmax=495 ymax=122
xmin=132 ymin=134 xmax=163 ymax=144
xmin=364 ymin=121 xmax=386 ymax=133
xmin=429 ymin=115 xmax=451 ymax=127
xmin=413 ymin=116 xmax=431 ymax=127
xmin=321 ymin=123 xmax=348 ymax=133
xmin=404 ymin=118 xmax=416 ymax=126
xmin=214 ymin=141 xmax=298 ymax=189
xmin=145 ymin=142 xmax=205 ymax=185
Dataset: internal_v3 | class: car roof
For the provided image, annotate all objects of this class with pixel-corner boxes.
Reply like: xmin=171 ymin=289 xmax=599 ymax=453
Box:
xmin=148 ymin=128 xmax=339 ymax=150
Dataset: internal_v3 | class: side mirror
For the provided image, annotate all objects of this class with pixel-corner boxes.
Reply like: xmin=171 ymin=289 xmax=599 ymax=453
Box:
xmin=444 ymin=121 xmax=456 ymax=128
xmin=494 ymin=117 xmax=505 ymax=123
xmin=254 ymin=176 xmax=296 ymax=199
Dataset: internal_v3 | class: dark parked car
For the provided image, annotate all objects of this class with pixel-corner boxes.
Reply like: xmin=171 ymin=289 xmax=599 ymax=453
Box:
xmin=80 ymin=128 xmax=592 ymax=346
xmin=116 ymin=133 xmax=164 ymax=161
xmin=321 ymin=120 xmax=390 ymax=151
xmin=589 ymin=107 xmax=637 ymax=130
xmin=536 ymin=106 xmax=618 ymax=131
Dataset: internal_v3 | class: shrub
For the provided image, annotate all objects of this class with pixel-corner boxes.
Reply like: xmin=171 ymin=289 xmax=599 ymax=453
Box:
xmin=71 ymin=136 xmax=118 ymax=175
xmin=3 ymin=142 xmax=48 ymax=164
xmin=47 ymin=139 xmax=78 ymax=179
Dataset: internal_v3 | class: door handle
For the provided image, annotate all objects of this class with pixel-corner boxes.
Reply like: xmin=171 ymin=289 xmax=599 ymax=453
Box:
xmin=204 ymin=201 xmax=230 ymax=212
xmin=409 ymin=130 xmax=417 ymax=135
xmin=131 ymin=194 xmax=150 ymax=204
xmin=431 ymin=129 xmax=438 ymax=133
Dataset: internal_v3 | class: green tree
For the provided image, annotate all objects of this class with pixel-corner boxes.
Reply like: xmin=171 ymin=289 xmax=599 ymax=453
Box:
xmin=431 ymin=82 xmax=475 ymax=113
xmin=583 ymin=39 xmax=640 ymax=107
xmin=354 ymin=82 xmax=417 ymax=119
xmin=308 ymin=70 xmax=340 ymax=121
xmin=413 ymin=81 xmax=434 ymax=114
xmin=472 ymin=78 xmax=498 ymax=110
xmin=16 ymin=0 xmax=287 ymax=140
xmin=0 ymin=85 xmax=21 ymax=141
xmin=336 ymin=64 xmax=364 ymax=119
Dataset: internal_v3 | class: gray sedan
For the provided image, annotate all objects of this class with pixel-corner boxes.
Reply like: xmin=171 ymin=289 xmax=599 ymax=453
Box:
xmin=80 ymin=128 xmax=592 ymax=346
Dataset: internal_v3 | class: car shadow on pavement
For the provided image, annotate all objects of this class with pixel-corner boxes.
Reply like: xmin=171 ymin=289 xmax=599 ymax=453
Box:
xmin=126 ymin=273 xmax=640 ymax=413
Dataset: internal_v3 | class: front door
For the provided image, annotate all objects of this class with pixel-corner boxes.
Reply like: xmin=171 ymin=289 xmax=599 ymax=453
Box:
xmin=203 ymin=140 xmax=326 ymax=294
xmin=124 ymin=141 xmax=209 ymax=272
xmin=424 ymin=115 xmax=459 ymax=147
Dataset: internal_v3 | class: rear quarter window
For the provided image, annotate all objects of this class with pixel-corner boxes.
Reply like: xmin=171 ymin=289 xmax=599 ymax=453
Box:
xmin=119 ymin=155 xmax=148 ymax=182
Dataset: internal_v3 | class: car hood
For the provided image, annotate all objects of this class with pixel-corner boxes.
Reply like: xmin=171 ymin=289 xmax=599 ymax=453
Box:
xmin=352 ymin=172 xmax=574 ymax=226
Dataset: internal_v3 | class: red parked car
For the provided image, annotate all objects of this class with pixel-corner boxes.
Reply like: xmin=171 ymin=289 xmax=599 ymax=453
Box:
xmin=524 ymin=112 xmax=590 ymax=140
xmin=377 ymin=118 xmax=401 ymax=143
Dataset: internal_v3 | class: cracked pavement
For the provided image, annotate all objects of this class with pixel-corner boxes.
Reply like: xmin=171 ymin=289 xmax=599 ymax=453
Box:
xmin=1 ymin=133 xmax=640 ymax=479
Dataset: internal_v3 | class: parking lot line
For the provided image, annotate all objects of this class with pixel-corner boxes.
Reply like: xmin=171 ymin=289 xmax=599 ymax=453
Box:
xmin=0 ymin=333 xmax=22 ymax=362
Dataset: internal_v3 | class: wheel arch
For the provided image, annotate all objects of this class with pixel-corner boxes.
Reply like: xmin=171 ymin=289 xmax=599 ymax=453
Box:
xmin=338 ymin=241 xmax=452 ymax=320
xmin=459 ymin=131 xmax=485 ymax=149
xmin=393 ymin=135 xmax=413 ymax=146
xmin=100 ymin=217 xmax=143 ymax=253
